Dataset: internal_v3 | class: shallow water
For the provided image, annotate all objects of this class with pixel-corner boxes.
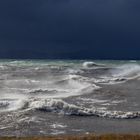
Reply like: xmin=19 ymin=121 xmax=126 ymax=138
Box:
xmin=0 ymin=60 xmax=140 ymax=136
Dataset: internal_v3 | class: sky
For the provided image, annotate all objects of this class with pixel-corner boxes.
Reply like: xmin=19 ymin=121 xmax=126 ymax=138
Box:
xmin=0 ymin=0 xmax=140 ymax=59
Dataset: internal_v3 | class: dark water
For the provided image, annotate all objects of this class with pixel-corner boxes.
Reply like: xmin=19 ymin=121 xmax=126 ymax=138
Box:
xmin=0 ymin=60 xmax=140 ymax=136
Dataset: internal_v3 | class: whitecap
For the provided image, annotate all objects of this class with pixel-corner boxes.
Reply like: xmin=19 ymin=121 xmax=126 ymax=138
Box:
xmin=83 ymin=61 xmax=105 ymax=68
xmin=0 ymin=99 xmax=27 ymax=112
xmin=111 ymin=64 xmax=140 ymax=78
xmin=28 ymin=98 xmax=140 ymax=119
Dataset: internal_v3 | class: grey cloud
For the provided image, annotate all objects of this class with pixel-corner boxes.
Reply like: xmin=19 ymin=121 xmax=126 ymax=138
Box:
xmin=0 ymin=0 xmax=140 ymax=59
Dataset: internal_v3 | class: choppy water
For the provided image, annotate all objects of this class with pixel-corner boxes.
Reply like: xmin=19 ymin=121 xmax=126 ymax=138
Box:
xmin=0 ymin=60 xmax=140 ymax=136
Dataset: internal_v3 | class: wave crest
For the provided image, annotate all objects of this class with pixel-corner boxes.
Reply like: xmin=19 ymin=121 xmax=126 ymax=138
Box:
xmin=0 ymin=99 xmax=27 ymax=112
xmin=29 ymin=99 xmax=140 ymax=119
xmin=83 ymin=61 xmax=105 ymax=68
xmin=111 ymin=64 xmax=140 ymax=78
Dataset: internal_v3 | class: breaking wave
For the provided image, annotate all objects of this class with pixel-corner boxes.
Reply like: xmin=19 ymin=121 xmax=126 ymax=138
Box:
xmin=1 ymin=98 xmax=139 ymax=119
xmin=28 ymin=99 xmax=140 ymax=119
xmin=110 ymin=64 xmax=140 ymax=78
xmin=0 ymin=60 xmax=140 ymax=120
xmin=83 ymin=61 xmax=105 ymax=68
xmin=94 ymin=64 xmax=140 ymax=84
xmin=0 ymin=99 xmax=27 ymax=112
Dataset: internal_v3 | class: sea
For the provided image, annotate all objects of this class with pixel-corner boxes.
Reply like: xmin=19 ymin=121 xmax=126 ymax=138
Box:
xmin=0 ymin=60 xmax=140 ymax=136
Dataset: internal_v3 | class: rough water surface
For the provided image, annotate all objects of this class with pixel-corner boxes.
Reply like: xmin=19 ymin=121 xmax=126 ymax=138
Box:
xmin=0 ymin=60 xmax=140 ymax=136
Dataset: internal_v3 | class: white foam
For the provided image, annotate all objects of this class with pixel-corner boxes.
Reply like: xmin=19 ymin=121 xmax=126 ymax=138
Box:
xmin=111 ymin=64 xmax=140 ymax=78
xmin=94 ymin=77 xmax=127 ymax=85
xmin=50 ymin=123 xmax=67 ymax=129
xmin=83 ymin=61 xmax=105 ymax=68
xmin=51 ymin=130 xmax=65 ymax=135
xmin=0 ymin=100 xmax=10 ymax=108
xmin=28 ymin=98 xmax=140 ymax=119
xmin=40 ymin=74 xmax=100 ymax=98
xmin=0 ymin=65 xmax=7 ymax=70
xmin=77 ymin=97 xmax=108 ymax=104
xmin=1 ymin=73 xmax=99 ymax=102
xmin=90 ymin=64 xmax=140 ymax=85
xmin=66 ymin=68 xmax=83 ymax=74
xmin=94 ymin=64 xmax=140 ymax=85
xmin=0 ymin=99 xmax=27 ymax=112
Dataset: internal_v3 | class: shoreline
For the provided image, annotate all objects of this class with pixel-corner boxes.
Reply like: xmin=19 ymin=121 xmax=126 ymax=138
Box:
xmin=0 ymin=134 xmax=140 ymax=140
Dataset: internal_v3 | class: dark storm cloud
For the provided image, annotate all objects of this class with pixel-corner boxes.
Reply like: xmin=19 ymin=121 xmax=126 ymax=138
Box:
xmin=0 ymin=0 xmax=140 ymax=59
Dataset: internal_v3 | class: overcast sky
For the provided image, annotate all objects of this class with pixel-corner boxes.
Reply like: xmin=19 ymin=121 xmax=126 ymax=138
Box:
xmin=0 ymin=0 xmax=140 ymax=59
